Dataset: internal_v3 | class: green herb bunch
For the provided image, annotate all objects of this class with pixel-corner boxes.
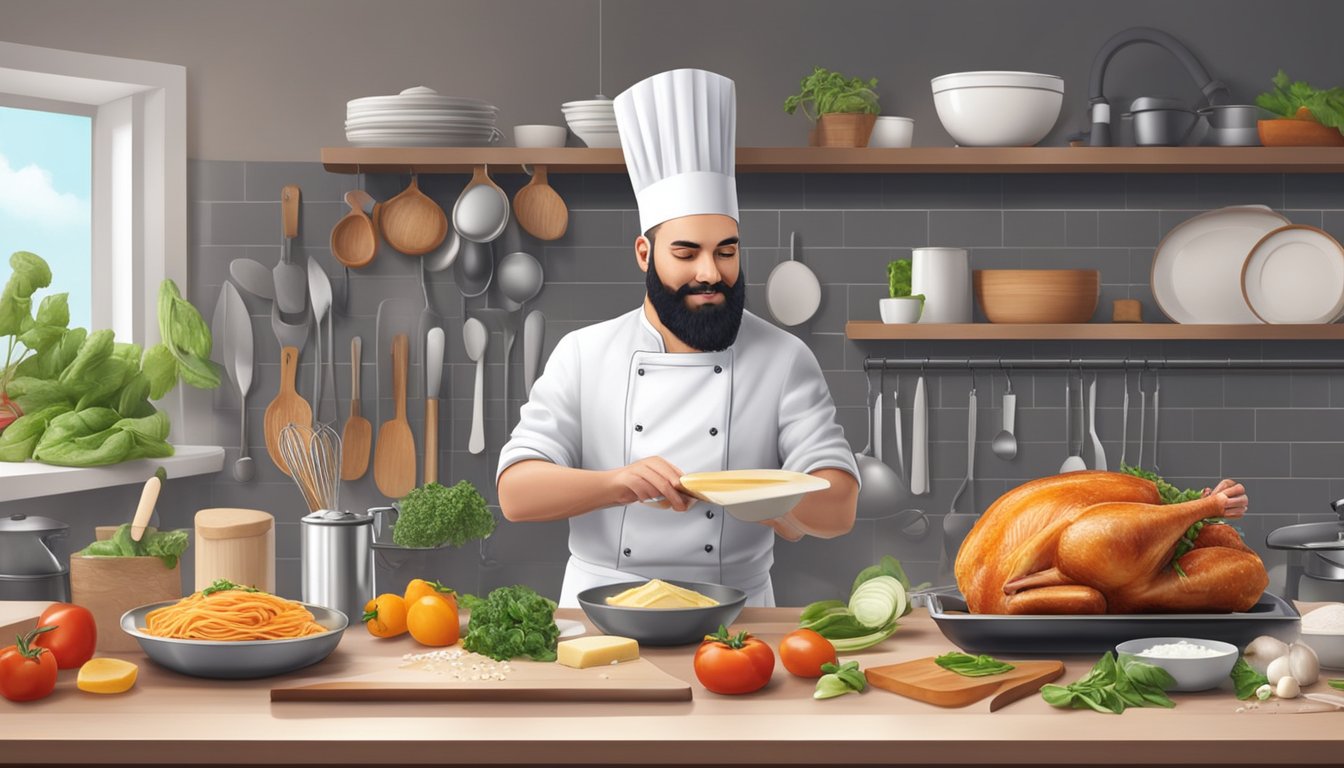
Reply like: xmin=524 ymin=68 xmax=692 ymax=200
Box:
xmin=0 ymin=252 xmax=219 ymax=466
xmin=78 ymin=523 xmax=190 ymax=569
xmin=1256 ymin=70 xmax=1344 ymax=135
xmin=392 ymin=480 xmax=496 ymax=548
xmin=783 ymin=66 xmax=881 ymax=121
xmin=460 ymin=585 xmax=560 ymax=662
xmin=1040 ymin=652 xmax=1175 ymax=714
xmin=1120 ymin=464 xmax=1248 ymax=576
xmin=885 ymin=259 xmax=925 ymax=302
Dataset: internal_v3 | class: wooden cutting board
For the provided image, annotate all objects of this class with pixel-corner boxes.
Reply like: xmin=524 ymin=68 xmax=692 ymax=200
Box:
xmin=865 ymin=657 xmax=1065 ymax=711
xmin=271 ymin=654 xmax=691 ymax=703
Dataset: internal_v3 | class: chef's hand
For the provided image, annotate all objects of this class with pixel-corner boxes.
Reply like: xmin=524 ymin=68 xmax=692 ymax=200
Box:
xmin=760 ymin=514 xmax=805 ymax=542
xmin=607 ymin=457 xmax=691 ymax=512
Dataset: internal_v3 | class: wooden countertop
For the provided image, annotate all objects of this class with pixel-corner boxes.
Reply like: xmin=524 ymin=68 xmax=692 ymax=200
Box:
xmin=1 ymin=602 xmax=1341 ymax=766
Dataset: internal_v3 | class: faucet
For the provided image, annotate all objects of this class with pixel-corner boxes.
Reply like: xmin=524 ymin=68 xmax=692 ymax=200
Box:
xmin=1085 ymin=27 xmax=1230 ymax=147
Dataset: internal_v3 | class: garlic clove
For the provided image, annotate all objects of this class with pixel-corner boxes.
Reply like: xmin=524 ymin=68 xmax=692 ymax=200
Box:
xmin=1243 ymin=635 xmax=1290 ymax=676
xmin=1266 ymin=653 xmax=1293 ymax=685
xmin=1289 ymin=641 xmax=1320 ymax=686
xmin=1275 ymin=675 xmax=1301 ymax=699
xmin=1255 ymin=683 xmax=1273 ymax=701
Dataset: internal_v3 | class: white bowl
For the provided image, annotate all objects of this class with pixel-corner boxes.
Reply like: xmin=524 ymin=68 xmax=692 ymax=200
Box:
xmin=879 ymin=297 xmax=923 ymax=323
xmin=562 ymin=98 xmax=614 ymax=108
xmin=1114 ymin=636 xmax=1238 ymax=692
xmin=1299 ymin=631 xmax=1344 ymax=670
xmin=679 ymin=469 xmax=830 ymax=522
xmin=513 ymin=124 xmax=568 ymax=148
xmin=571 ymin=130 xmax=622 ymax=148
xmin=869 ymin=116 xmax=914 ymax=148
xmin=931 ymin=71 xmax=1064 ymax=147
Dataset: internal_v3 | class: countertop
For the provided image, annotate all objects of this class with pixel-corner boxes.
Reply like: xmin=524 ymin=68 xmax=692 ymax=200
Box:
xmin=1 ymin=601 xmax=1342 ymax=766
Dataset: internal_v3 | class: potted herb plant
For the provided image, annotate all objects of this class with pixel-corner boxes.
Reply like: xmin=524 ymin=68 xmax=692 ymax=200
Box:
xmin=880 ymin=259 xmax=924 ymax=324
xmin=1255 ymin=70 xmax=1344 ymax=147
xmin=784 ymin=66 xmax=881 ymax=147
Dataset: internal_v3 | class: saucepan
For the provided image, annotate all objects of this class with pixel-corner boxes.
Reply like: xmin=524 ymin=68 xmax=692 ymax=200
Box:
xmin=1199 ymin=105 xmax=1263 ymax=146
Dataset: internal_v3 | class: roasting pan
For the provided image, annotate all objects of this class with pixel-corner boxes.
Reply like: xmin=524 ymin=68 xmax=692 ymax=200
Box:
xmin=926 ymin=591 xmax=1301 ymax=655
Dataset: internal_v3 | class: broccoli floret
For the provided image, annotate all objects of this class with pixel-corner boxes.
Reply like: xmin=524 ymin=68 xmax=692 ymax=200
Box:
xmin=392 ymin=480 xmax=496 ymax=548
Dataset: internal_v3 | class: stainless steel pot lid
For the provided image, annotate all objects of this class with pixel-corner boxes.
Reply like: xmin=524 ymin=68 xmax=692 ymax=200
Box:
xmin=301 ymin=509 xmax=373 ymax=525
xmin=1127 ymin=96 xmax=1192 ymax=114
xmin=0 ymin=513 xmax=70 ymax=577
xmin=0 ymin=513 xmax=69 ymax=534
xmin=1266 ymin=520 xmax=1344 ymax=551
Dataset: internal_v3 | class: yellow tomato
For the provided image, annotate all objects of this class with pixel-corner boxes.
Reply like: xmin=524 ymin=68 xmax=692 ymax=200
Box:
xmin=407 ymin=595 xmax=459 ymax=647
xmin=403 ymin=578 xmax=457 ymax=611
xmin=362 ymin=593 xmax=408 ymax=638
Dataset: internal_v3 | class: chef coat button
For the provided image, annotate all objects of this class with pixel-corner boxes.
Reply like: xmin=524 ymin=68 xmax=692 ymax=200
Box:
xmin=706 ymin=510 xmax=715 ymax=519
xmin=709 ymin=427 xmax=718 ymax=436
xmin=704 ymin=544 xmax=714 ymax=553
xmin=623 ymin=547 xmax=631 ymax=557
xmin=714 ymin=365 xmax=722 ymax=374
xmin=638 ymin=368 xmax=645 ymax=376
xmin=634 ymin=424 xmax=643 ymax=432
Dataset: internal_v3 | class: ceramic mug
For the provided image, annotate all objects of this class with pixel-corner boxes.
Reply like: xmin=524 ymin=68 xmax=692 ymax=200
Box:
xmin=912 ymin=247 xmax=972 ymax=323
xmin=869 ymin=116 xmax=914 ymax=148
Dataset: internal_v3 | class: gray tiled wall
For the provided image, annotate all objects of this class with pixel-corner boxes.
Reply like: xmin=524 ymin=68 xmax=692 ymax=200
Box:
xmin=10 ymin=160 xmax=1344 ymax=606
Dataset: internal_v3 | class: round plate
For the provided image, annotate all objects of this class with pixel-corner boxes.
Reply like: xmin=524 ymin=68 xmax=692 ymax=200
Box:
xmin=1242 ymin=224 xmax=1344 ymax=324
xmin=765 ymin=260 xmax=822 ymax=326
xmin=1151 ymin=205 xmax=1290 ymax=323
xmin=120 ymin=600 xmax=347 ymax=679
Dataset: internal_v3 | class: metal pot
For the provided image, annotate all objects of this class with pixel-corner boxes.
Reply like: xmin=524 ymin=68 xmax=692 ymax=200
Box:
xmin=1199 ymin=105 xmax=1262 ymax=146
xmin=0 ymin=513 xmax=72 ymax=601
xmin=1125 ymin=97 xmax=1201 ymax=146
xmin=1266 ymin=498 xmax=1344 ymax=600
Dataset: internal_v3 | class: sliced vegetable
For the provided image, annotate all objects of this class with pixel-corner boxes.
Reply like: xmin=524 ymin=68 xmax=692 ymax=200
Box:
xmin=798 ymin=556 xmax=916 ymax=652
xmin=1328 ymin=679 xmax=1344 ymax=691
xmin=935 ymin=652 xmax=1015 ymax=677
xmin=850 ymin=575 xmax=906 ymax=628
xmin=693 ymin=625 xmax=774 ymax=695
xmin=814 ymin=660 xmax=867 ymax=699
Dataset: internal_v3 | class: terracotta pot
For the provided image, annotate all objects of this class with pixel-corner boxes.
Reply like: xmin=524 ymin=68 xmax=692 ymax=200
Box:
xmin=810 ymin=113 xmax=878 ymax=148
xmin=1257 ymin=118 xmax=1344 ymax=147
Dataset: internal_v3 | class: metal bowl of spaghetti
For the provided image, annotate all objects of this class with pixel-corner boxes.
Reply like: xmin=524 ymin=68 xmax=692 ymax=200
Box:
xmin=120 ymin=598 xmax=348 ymax=679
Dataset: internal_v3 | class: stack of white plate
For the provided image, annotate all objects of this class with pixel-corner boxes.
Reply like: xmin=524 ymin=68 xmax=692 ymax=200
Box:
xmin=346 ymin=86 xmax=501 ymax=147
xmin=562 ymin=98 xmax=619 ymax=148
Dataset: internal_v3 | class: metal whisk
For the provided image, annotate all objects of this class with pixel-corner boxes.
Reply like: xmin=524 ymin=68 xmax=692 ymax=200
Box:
xmin=278 ymin=422 xmax=343 ymax=513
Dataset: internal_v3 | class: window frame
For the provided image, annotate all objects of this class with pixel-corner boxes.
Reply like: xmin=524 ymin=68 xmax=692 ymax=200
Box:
xmin=0 ymin=40 xmax=186 ymax=348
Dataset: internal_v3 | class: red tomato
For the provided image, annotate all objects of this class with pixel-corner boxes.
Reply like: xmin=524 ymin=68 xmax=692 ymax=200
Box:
xmin=778 ymin=628 xmax=837 ymax=678
xmin=31 ymin=603 xmax=97 ymax=669
xmin=0 ymin=626 xmax=59 ymax=702
xmin=693 ymin=625 xmax=775 ymax=695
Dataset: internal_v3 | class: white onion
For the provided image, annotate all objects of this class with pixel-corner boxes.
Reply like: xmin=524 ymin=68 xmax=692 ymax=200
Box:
xmin=1289 ymin=642 xmax=1320 ymax=686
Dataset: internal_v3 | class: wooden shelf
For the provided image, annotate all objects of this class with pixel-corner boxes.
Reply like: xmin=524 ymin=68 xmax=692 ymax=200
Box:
xmin=846 ymin=321 xmax=1344 ymax=341
xmin=321 ymin=146 xmax=1344 ymax=175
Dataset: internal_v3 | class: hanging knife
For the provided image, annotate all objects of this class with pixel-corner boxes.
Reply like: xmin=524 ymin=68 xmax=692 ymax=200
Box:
xmin=425 ymin=327 xmax=445 ymax=485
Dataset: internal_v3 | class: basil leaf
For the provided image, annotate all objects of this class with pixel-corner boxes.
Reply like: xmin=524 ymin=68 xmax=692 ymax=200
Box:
xmin=935 ymin=652 xmax=1016 ymax=677
xmin=1230 ymin=657 xmax=1270 ymax=700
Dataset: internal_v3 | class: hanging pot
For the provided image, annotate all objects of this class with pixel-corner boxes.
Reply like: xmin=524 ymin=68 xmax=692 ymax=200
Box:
xmin=0 ymin=513 xmax=72 ymax=601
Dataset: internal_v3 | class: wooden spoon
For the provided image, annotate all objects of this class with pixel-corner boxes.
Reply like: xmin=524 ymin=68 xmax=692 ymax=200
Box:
xmin=340 ymin=336 xmax=372 ymax=481
xmin=379 ymin=175 xmax=447 ymax=256
xmin=264 ymin=346 xmax=313 ymax=476
xmin=512 ymin=165 xmax=569 ymax=241
xmin=374 ymin=334 xmax=416 ymax=498
xmin=129 ymin=476 xmax=161 ymax=542
xmin=330 ymin=190 xmax=376 ymax=268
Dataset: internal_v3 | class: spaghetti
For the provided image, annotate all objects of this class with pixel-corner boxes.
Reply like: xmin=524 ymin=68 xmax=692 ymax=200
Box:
xmin=143 ymin=579 xmax=328 ymax=641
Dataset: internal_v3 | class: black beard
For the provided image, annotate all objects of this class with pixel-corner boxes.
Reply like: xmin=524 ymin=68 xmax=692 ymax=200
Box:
xmin=646 ymin=253 xmax=746 ymax=352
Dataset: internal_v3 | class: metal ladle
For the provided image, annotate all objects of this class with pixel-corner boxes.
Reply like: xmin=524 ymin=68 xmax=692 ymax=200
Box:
xmin=498 ymin=251 xmax=544 ymax=431
xmin=456 ymin=240 xmax=494 ymax=298
xmin=854 ymin=370 xmax=926 ymax=538
xmin=991 ymin=366 xmax=1018 ymax=460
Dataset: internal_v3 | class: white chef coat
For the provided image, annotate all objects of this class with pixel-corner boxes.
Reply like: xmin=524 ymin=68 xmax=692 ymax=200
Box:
xmin=497 ymin=307 xmax=859 ymax=607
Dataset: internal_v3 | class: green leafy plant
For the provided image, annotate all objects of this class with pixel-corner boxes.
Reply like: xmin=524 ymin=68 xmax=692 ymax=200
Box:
xmin=797 ymin=556 xmax=924 ymax=652
xmin=1040 ymin=652 xmax=1176 ymax=714
xmin=783 ymin=66 xmax=880 ymax=121
xmin=885 ymin=259 xmax=925 ymax=302
xmin=1256 ymin=70 xmax=1344 ymax=134
xmin=77 ymin=523 xmax=190 ymax=569
xmin=1230 ymin=657 xmax=1270 ymax=700
xmin=0 ymin=251 xmax=220 ymax=465
xmin=392 ymin=480 xmax=496 ymax=548
xmin=460 ymin=585 xmax=560 ymax=662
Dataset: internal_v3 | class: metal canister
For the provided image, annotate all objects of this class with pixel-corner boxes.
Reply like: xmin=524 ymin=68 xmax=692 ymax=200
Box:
xmin=300 ymin=509 xmax=373 ymax=623
xmin=0 ymin=513 xmax=71 ymax=602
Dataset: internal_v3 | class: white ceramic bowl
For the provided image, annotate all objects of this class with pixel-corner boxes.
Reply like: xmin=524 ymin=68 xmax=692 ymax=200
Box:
xmin=1298 ymin=631 xmax=1344 ymax=670
xmin=869 ymin=116 xmax=915 ymax=148
xmin=1114 ymin=636 xmax=1238 ymax=692
xmin=879 ymin=297 xmax=923 ymax=323
xmin=569 ymin=129 xmax=622 ymax=148
xmin=513 ymin=124 xmax=568 ymax=148
xmin=931 ymin=71 xmax=1064 ymax=147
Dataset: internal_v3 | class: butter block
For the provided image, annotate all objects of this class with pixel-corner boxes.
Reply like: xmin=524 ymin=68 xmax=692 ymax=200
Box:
xmin=77 ymin=658 xmax=139 ymax=694
xmin=557 ymin=635 xmax=640 ymax=669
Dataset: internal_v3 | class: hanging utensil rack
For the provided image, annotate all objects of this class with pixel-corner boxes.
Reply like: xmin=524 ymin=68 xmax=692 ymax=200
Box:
xmin=864 ymin=357 xmax=1344 ymax=371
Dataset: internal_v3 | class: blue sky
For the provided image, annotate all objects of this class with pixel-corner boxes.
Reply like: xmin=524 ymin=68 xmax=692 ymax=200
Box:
xmin=0 ymin=105 xmax=92 ymax=331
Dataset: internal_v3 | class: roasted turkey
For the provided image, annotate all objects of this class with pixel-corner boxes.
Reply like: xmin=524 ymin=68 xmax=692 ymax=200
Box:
xmin=954 ymin=471 xmax=1268 ymax=614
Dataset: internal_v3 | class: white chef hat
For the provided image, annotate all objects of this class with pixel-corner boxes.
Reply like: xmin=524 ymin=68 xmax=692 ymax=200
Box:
xmin=614 ymin=68 xmax=738 ymax=234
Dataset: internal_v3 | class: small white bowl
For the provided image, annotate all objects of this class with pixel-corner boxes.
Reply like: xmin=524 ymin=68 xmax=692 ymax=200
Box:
xmin=1114 ymin=636 xmax=1238 ymax=692
xmin=570 ymin=129 xmax=622 ymax=148
xmin=869 ymin=116 xmax=915 ymax=148
xmin=931 ymin=70 xmax=1064 ymax=147
xmin=513 ymin=124 xmax=568 ymax=148
xmin=880 ymin=297 xmax=923 ymax=323
xmin=1299 ymin=631 xmax=1344 ymax=670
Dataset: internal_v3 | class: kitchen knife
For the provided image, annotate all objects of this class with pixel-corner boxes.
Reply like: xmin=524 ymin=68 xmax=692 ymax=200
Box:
xmin=874 ymin=391 xmax=884 ymax=462
xmin=523 ymin=310 xmax=545 ymax=395
xmin=911 ymin=376 xmax=928 ymax=496
xmin=223 ymin=281 xmax=255 ymax=481
xmin=424 ymin=327 xmax=445 ymax=485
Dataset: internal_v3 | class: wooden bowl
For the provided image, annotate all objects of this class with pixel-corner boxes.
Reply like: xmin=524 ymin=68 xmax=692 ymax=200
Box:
xmin=973 ymin=269 xmax=1100 ymax=324
xmin=1257 ymin=118 xmax=1344 ymax=147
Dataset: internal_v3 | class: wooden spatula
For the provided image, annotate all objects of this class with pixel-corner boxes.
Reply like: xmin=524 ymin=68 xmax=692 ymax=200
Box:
xmin=264 ymin=346 xmax=313 ymax=476
xmin=129 ymin=476 xmax=161 ymax=542
xmin=512 ymin=165 xmax=568 ymax=241
xmin=374 ymin=334 xmax=416 ymax=498
xmin=341 ymin=336 xmax=372 ymax=480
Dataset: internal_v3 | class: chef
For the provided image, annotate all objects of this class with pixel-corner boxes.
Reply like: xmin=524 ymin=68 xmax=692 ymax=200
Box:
xmin=497 ymin=68 xmax=859 ymax=607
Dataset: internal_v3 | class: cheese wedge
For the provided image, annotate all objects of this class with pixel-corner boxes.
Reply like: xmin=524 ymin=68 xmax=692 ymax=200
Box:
xmin=77 ymin=658 xmax=139 ymax=694
xmin=557 ymin=635 xmax=640 ymax=669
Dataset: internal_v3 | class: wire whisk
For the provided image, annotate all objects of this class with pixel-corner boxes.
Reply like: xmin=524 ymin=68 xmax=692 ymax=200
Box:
xmin=279 ymin=422 xmax=343 ymax=514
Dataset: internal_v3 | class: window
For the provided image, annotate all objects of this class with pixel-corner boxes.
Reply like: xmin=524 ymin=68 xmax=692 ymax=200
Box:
xmin=0 ymin=105 xmax=93 ymax=330
xmin=0 ymin=40 xmax=185 ymax=347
